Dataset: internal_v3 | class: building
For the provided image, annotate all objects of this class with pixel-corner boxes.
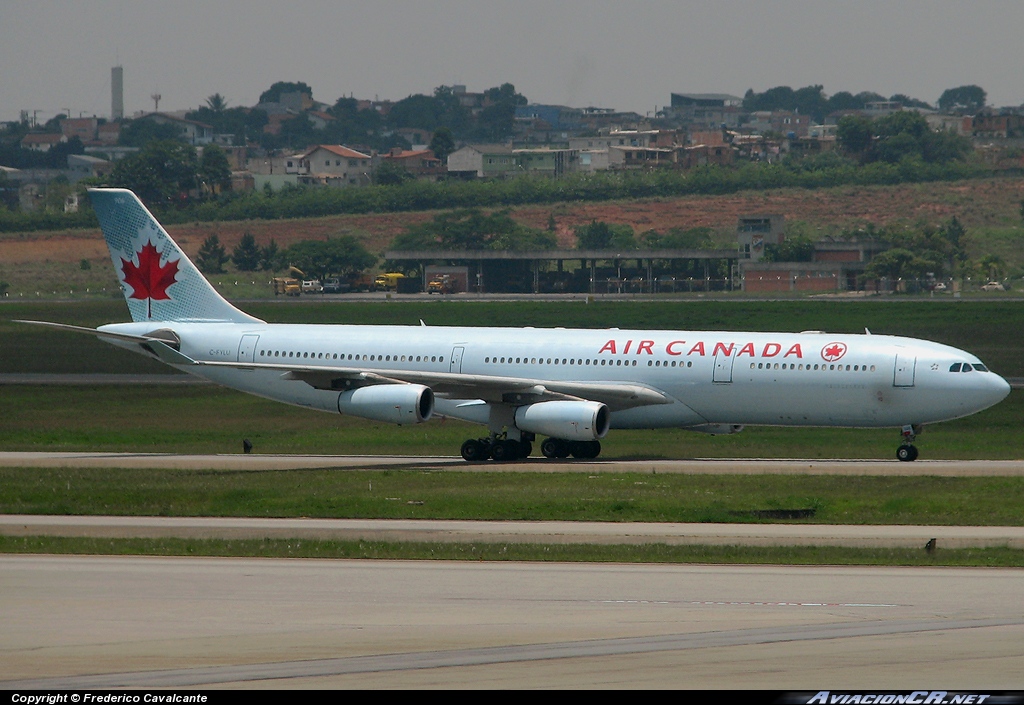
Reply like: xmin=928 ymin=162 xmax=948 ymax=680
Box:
xmin=20 ymin=133 xmax=66 ymax=152
xmin=746 ymin=110 xmax=811 ymax=137
xmin=736 ymin=214 xmax=785 ymax=262
xmin=666 ymin=93 xmax=744 ymax=128
xmin=678 ymin=143 xmax=735 ymax=169
xmin=306 ymin=110 xmax=335 ymax=130
xmin=293 ymin=144 xmax=374 ymax=186
xmin=61 ymin=118 xmax=99 ymax=142
xmin=447 ymin=144 xmax=516 ymax=178
xmin=972 ymin=109 xmax=1024 ymax=139
xmin=138 ymin=113 xmax=214 ymax=145
xmin=569 ymin=129 xmax=667 ymax=151
xmin=378 ymin=148 xmax=445 ymax=179
xmin=67 ymin=154 xmax=112 ymax=182
xmin=513 ymin=148 xmax=579 ymax=177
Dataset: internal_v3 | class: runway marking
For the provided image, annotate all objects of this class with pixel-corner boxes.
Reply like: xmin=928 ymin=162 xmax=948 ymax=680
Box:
xmin=4 ymin=617 xmax=1019 ymax=689
xmin=598 ymin=600 xmax=899 ymax=608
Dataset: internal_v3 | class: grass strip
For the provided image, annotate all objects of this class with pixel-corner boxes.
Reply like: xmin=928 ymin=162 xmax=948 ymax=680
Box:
xmin=4 ymin=468 xmax=1024 ymax=526
xmin=2 ymin=535 xmax=1021 ymax=567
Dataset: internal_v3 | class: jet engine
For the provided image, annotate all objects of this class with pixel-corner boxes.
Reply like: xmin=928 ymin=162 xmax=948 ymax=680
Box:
xmin=337 ymin=384 xmax=434 ymax=425
xmin=515 ymin=400 xmax=610 ymax=441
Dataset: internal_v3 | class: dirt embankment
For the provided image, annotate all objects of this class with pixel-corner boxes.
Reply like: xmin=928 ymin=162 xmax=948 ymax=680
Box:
xmin=3 ymin=178 xmax=1022 ymax=264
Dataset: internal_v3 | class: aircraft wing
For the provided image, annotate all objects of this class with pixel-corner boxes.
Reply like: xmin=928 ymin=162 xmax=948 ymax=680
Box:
xmin=198 ymin=359 xmax=672 ymax=411
xmin=16 ymin=320 xmax=673 ymax=410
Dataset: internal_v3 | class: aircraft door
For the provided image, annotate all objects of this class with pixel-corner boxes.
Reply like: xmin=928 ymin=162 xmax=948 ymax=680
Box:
xmin=713 ymin=350 xmax=734 ymax=383
xmin=237 ymin=334 xmax=260 ymax=363
xmin=893 ymin=353 xmax=916 ymax=387
xmin=449 ymin=346 xmax=465 ymax=374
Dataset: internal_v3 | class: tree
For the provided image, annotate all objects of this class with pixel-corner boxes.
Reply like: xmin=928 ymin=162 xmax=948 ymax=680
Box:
xmin=476 ymin=83 xmax=528 ymax=141
xmin=232 ymin=233 xmax=261 ymax=271
xmin=259 ymin=239 xmax=281 ymax=271
xmin=374 ymin=160 xmax=412 ymax=186
xmin=978 ymin=254 xmax=1006 ymax=281
xmin=862 ymin=248 xmax=931 ymax=283
xmin=575 ymin=221 xmax=638 ymax=250
xmin=867 ymin=111 xmax=971 ymax=164
xmin=764 ymin=234 xmax=815 ymax=262
xmin=205 ymin=93 xmax=228 ymax=113
xmin=743 ymin=85 xmax=826 ymax=122
xmin=199 ymin=144 xmax=232 ymax=193
xmin=429 ymin=127 xmax=456 ymax=163
xmin=825 ymin=91 xmax=863 ymax=112
xmin=938 ymin=85 xmax=986 ymax=113
xmin=890 ymin=93 xmax=932 ymax=110
xmin=109 ymin=140 xmax=198 ymax=205
xmin=942 ymin=216 xmax=969 ymax=276
xmin=641 ymin=226 xmax=713 ymax=249
xmin=118 ymin=118 xmax=184 ymax=147
xmin=391 ymin=209 xmax=554 ymax=252
xmin=836 ymin=115 xmax=874 ymax=157
xmin=196 ymin=234 xmax=228 ymax=274
xmin=285 ymin=237 xmax=377 ymax=279
xmin=259 ymin=81 xmax=313 ymax=105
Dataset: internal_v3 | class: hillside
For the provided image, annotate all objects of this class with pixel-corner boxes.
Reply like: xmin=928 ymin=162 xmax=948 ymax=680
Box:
xmin=2 ymin=177 xmax=1023 ymax=298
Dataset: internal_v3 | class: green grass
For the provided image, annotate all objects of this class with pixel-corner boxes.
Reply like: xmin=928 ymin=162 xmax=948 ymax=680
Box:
xmin=2 ymin=536 xmax=1021 ymax=567
xmin=4 ymin=468 xmax=1024 ymax=525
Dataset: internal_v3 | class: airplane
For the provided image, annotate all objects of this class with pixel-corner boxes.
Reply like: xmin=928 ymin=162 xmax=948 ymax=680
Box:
xmin=18 ymin=188 xmax=1011 ymax=462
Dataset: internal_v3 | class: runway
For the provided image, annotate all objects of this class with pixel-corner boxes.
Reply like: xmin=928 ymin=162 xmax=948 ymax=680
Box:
xmin=1 ymin=556 xmax=1022 ymax=688
xmin=4 ymin=451 xmax=1024 ymax=475
xmin=3 ymin=452 xmax=1022 ymax=688
xmin=3 ymin=514 xmax=1024 ymax=548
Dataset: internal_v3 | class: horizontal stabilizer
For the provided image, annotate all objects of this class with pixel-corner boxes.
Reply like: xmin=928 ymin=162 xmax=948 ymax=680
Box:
xmin=14 ymin=320 xmax=197 ymax=365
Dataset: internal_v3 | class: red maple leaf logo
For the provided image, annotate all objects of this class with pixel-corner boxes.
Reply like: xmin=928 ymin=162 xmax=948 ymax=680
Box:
xmin=121 ymin=241 xmax=179 ymax=302
xmin=821 ymin=342 xmax=848 ymax=362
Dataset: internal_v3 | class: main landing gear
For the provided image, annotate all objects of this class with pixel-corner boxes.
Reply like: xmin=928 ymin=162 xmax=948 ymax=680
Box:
xmin=460 ymin=435 xmax=602 ymax=462
xmin=896 ymin=424 xmax=921 ymax=462
xmin=540 ymin=437 xmax=601 ymax=460
xmin=461 ymin=436 xmax=532 ymax=462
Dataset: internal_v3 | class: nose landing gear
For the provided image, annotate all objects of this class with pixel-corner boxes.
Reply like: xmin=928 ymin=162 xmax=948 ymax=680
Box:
xmin=896 ymin=424 xmax=921 ymax=462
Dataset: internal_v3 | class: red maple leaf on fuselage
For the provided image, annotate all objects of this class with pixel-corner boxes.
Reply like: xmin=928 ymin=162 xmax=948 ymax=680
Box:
xmin=121 ymin=241 xmax=179 ymax=301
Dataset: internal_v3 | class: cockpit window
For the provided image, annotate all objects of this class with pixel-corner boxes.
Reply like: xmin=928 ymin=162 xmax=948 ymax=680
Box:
xmin=972 ymin=363 xmax=989 ymax=372
xmin=962 ymin=364 xmax=973 ymax=372
xmin=949 ymin=363 xmax=962 ymax=372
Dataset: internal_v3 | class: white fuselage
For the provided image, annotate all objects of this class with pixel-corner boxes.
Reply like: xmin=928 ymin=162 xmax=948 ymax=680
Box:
xmin=100 ymin=321 xmax=1011 ymax=431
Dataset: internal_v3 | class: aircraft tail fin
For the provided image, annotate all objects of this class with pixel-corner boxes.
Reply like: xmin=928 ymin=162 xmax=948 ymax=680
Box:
xmin=89 ymin=188 xmax=262 ymax=324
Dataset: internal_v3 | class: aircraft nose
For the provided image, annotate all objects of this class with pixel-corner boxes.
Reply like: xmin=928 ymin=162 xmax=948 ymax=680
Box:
xmin=978 ymin=372 xmax=1012 ymax=410
xmin=993 ymin=373 xmax=1012 ymax=401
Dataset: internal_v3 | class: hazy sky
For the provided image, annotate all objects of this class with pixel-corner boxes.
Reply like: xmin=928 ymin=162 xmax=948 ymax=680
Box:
xmin=2 ymin=0 xmax=1022 ymax=124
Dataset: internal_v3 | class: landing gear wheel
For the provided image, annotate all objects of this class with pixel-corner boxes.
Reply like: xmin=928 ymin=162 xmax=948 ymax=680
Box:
xmin=518 ymin=441 xmax=533 ymax=459
xmin=541 ymin=437 xmax=570 ymax=459
xmin=896 ymin=444 xmax=919 ymax=462
xmin=461 ymin=439 xmax=487 ymax=462
xmin=490 ymin=439 xmax=520 ymax=462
